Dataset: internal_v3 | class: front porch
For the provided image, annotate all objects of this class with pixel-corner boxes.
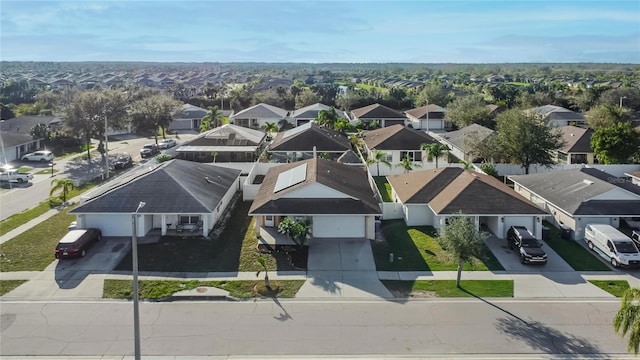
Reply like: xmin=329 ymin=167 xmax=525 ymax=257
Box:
xmin=258 ymin=226 xmax=299 ymax=247
xmin=140 ymin=227 xmax=207 ymax=244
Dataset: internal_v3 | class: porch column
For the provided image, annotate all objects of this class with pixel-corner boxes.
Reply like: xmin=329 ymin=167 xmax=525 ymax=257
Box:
xmin=473 ymin=216 xmax=480 ymax=231
xmin=161 ymin=214 xmax=167 ymax=236
xmin=201 ymin=217 xmax=209 ymax=237
xmin=255 ymin=216 xmax=262 ymax=237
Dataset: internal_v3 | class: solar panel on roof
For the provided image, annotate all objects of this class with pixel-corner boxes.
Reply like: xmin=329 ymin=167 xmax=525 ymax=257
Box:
xmin=274 ymin=163 xmax=307 ymax=192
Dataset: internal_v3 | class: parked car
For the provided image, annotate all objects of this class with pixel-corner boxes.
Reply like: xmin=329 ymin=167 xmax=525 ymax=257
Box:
xmin=139 ymin=144 xmax=159 ymax=158
xmin=0 ymin=168 xmax=33 ymax=183
xmin=54 ymin=228 xmax=102 ymax=259
xmin=21 ymin=150 xmax=54 ymax=162
xmin=158 ymin=138 xmax=177 ymax=149
xmin=507 ymin=226 xmax=547 ymax=264
xmin=112 ymin=154 xmax=133 ymax=169
xmin=585 ymin=224 xmax=640 ymax=268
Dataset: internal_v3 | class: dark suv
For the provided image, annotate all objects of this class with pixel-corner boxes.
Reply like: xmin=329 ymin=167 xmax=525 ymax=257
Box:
xmin=507 ymin=226 xmax=547 ymax=265
xmin=55 ymin=228 xmax=102 ymax=259
xmin=140 ymin=144 xmax=159 ymax=158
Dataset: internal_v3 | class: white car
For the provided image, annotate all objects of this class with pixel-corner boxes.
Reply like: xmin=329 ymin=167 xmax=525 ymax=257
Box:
xmin=158 ymin=139 xmax=177 ymax=149
xmin=21 ymin=150 xmax=54 ymax=162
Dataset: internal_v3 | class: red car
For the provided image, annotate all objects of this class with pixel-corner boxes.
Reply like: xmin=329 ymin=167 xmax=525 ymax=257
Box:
xmin=55 ymin=228 xmax=102 ymax=259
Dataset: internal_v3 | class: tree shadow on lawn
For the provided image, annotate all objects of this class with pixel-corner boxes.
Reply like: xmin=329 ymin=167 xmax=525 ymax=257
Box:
xmin=371 ymin=220 xmax=430 ymax=271
xmin=115 ymin=201 xmax=254 ymax=272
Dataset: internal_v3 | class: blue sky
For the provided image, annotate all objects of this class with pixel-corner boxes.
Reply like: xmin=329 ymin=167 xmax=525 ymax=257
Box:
xmin=1 ymin=0 xmax=639 ymax=63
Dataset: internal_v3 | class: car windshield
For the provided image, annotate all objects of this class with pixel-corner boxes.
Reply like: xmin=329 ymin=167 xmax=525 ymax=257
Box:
xmin=56 ymin=243 xmax=74 ymax=249
xmin=143 ymin=145 xmax=154 ymax=149
xmin=521 ymin=238 xmax=541 ymax=248
xmin=614 ymin=241 xmax=638 ymax=254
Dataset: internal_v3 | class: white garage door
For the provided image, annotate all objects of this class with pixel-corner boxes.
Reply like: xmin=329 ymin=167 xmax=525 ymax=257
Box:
xmin=502 ymin=216 xmax=535 ymax=238
xmin=84 ymin=214 xmax=132 ymax=236
xmin=313 ymin=216 xmax=365 ymax=238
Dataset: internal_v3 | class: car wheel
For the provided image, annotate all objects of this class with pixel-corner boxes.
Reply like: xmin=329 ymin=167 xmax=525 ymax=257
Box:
xmin=520 ymin=254 xmax=526 ymax=264
xmin=40 ymin=158 xmax=47 ymax=162
xmin=81 ymin=249 xmax=86 ymax=257
xmin=17 ymin=178 xmax=24 ymax=183
xmin=588 ymin=241 xmax=594 ymax=250
xmin=611 ymin=258 xmax=619 ymax=268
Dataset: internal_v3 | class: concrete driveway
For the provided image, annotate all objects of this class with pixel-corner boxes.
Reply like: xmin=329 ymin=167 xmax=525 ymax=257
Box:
xmin=297 ymin=238 xmax=392 ymax=298
xmin=2 ymin=237 xmax=131 ymax=300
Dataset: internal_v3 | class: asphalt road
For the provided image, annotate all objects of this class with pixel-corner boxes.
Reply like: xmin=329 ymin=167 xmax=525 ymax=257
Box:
xmin=0 ymin=299 xmax=629 ymax=357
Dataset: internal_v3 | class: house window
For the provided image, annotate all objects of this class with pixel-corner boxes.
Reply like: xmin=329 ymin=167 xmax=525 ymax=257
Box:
xmin=557 ymin=152 xmax=568 ymax=163
xmin=400 ymin=151 xmax=421 ymax=162
xmin=179 ymin=215 xmax=200 ymax=224
xmin=571 ymin=154 xmax=587 ymax=164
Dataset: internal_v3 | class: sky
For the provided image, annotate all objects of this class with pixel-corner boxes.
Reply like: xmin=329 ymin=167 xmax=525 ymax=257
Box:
xmin=1 ymin=0 xmax=639 ymax=64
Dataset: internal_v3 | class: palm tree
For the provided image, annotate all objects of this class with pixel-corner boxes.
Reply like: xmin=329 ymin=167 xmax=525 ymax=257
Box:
xmin=366 ymin=149 xmax=392 ymax=176
xmin=210 ymin=151 xmax=218 ymax=163
xmin=50 ymin=178 xmax=75 ymax=203
xmin=203 ymin=105 xmax=222 ymax=131
xmin=262 ymin=121 xmax=279 ymax=138
xmin=614 ymin=288 xmax=640 ymax=354
xmin=459 ymin=160 xmax=473 ymax=170
xmin=397 ymin=155 xmax=422 ymax=173
xmin=422 ymin=143 xmax=450 ymax=168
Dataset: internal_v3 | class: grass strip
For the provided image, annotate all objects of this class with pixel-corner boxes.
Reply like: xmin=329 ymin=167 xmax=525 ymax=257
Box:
xmin=373 ymin=176 xmax=393 ymax=202
xmin=543 ymin=222 xmax=611 ymax=271
xmin=588 ymin=280 xmax=629 ymax=297
xmin=382 ymin=280 xmax=514 ymax=298
xmin=0 ymin=280 xmax=27 ymax=296
xmin=103 ymin=279 xmax=305 ymax=299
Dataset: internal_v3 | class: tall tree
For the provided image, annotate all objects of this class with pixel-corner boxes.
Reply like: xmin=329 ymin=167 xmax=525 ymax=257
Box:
xmin=490 ymin=109 xmax=564 ymax=174
xmin=422 ymin=143 xmax=449 ymax=168
xmin=316 ymin=107 xmax=339 ymax=129
xmin=415 ymin=83 xmax=449 ymax=107
xmin=295 ymin=88 xmax=322 ymax=109
xmin=614 ymin=288 xmax=640 ymax=354
xmin=437 ymin=213 xmax=488 ymax=288
xmin=590 ymin=122 xmax=640 ymax=164
xmin=201 ymin=105 xmax=222 ymax=132
xmin=262 ymin=121 xmax=279 ymax=137
xmin=586 ymin=104 xmax=630 ymax=130
xmin=130 ymin=94 xmax=182 ymax=143
xmin=366 ymin=149 xmax=392 ymax=176
xmin=445 ymin=95 xmax=493 ymax=128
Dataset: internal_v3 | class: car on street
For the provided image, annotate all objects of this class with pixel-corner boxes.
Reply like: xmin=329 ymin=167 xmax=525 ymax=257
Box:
xmin=507 ymin=225 xmax=547 ymax=264
xmin=54 ymin=228 xmax=102 ymax=259
xmin=112 ymin=153 xmax=133 ymax=169
xmin=158 ymin=138 xmax=177 ymax=149
xmin=21 ymin=150 xmax=54 ymax=162
xmin=140 ymin=144 xmax=160 ymax=158
xmin=0 ymin=168 xmax=33 ymax=183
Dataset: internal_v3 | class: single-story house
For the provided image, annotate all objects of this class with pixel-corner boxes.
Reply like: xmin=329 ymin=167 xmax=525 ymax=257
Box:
xmin=0 ymin=115 xmax=60 ymax=162
xmin=404 ymin=104 xmax=451 ymax=131
xmin=289 ymin=103 xmax=349 ymax=127
xmin=229 ymin=103 xmax=290 ymax=129
xmin=387 ymin=167 xmax=548 ymax=238
xmin=509 ymin=167 xmax=640 ymax=240
xmin=524 ymin=105 xmax=586 ymax=127
xmin=267 ymin=122 xmax=352 ymax=162
xmin=170 ymin=104 xmax=207 ymax=131
xmin=438 ymin=124 xmax=494 ymax=162
xmin=175 ymin=124 xmax=266 ymax=163
xmin=556 ymin=125 xmax=595 ymax=164
xmin=350 ymin=103 xmax=407 ymax=128
xmin=70 ymin=159 xmax=242 ymax=237
xmin=361 ymin=124 xmax=439 ymax=175
xmin=248 ymin=158 xmax=381 ymax=240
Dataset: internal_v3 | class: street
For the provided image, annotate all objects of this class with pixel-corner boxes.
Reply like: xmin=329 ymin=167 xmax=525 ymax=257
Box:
xmin=0 ymin=299 xmax=629 ymax=357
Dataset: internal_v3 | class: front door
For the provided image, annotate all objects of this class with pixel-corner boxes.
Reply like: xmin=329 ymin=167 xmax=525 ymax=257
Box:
xmin=265 ymin=215 xmax=274 ymax=227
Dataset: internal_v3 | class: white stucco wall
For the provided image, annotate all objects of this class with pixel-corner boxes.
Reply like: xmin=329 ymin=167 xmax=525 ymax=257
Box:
xmin=404 ymin=204 xmax=433 ymax=226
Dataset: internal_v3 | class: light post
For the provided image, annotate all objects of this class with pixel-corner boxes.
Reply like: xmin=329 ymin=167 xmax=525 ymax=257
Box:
xmin=104 ymin=109 xmax=110 ymax=179
xmin=620 ymin=96 xmax=627 ymax=108
xmin=49 ymin=162 xmax=55 ymax=177
xmin=131 ymin=201 xmax=145 ymax=360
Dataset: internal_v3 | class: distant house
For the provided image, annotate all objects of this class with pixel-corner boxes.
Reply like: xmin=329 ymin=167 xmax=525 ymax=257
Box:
xmin=289 ymin=103 xmax=348 ymax=127
xmin=0 ymin=115 xmax=60 ymax=162
xmin=404 ymin=104 xmax=450 ymax=131
xmin=230 ymin=103 xmax=290 ymax=130
xmin=175 ymin=124 xmax=266 ymax=163
xmin=509 ymin=168 xmax=640 ymax=240
xmin=267 ymin=122 xmax=352 ymax=162
xmin=438 ymin=124 xmax=494 ymax=162
xmin=70 ymin=159 xmax=242 ymax=237
xmin=388 ymin=167 xmax=548 ymax=238
xmin=350 ymin=103 xmax=407 ymax=128
xmin=524 ymin=105 xmax=586 ymax=127
xmin=170 ymin=104 xmax=207 ymax=131
xmin=556 ymin=125 xmax=595 ymax=164
xmin=361 ymin=124 xmax=439 ymax=175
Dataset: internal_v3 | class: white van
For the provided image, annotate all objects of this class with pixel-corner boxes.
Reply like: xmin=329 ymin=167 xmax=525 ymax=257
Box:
xmin=584 ymin=224 xmax=640 ymax=268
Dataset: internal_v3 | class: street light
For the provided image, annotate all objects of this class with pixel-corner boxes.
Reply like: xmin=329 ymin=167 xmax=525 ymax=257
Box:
xmin=104 ymin=109 xmax=110 ymax=179
xmin=620 ymin=96 xmax=627 ymax=108
xmin=49 ymin=162 xmax=55 ymax=177
xmin=131 ymin=201 xmax=145 ymax=360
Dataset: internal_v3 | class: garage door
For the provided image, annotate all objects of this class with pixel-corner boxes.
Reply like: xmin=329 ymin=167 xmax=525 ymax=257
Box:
xmin=84 ymin=214 xmax=132 ymax=236
xmin=502 ymin=216 xmax=535 ymax=238
xmin=313 ymin=216 xmax=365 ymax=238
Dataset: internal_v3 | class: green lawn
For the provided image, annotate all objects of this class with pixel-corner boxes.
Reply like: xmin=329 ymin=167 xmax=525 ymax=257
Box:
xmin=114 ymin=200 xmax=297 ymax=273
xmin=543 ymin=222 xmax=611 ymax=271
xmin=103 ymin=279 xmax=305 ymax=299
xmin=371 ymin=220 xmax=504 ymax=271
xmin=374 ymin=176 xmax=393 ymax=202
xmin=0 ymin=280 xmax=27 ymax=296
xmin=588 ymin=280 xmax=630 ymax=297
xmin=382 ymin=280 xmax=514 ymax=298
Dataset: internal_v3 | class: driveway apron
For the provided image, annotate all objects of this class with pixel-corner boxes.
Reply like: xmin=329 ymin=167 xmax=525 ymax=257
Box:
xmin=297 ymin=238 xmax=392 ymax=298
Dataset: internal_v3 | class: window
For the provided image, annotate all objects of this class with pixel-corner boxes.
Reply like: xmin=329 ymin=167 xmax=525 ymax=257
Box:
xmin=179 ymin=215 xmax=200 ymax=224
xmin=571 ymin=154 xmax=588 ymax=164
xmin=400 ymin=151 xmax=421 ymax=162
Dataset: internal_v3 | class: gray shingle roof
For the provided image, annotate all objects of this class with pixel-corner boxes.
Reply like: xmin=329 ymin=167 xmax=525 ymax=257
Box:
xmin=362 ymin=124 xmax=437 ymax=150
xmin=0 ymin=115 xmax=61 ymax=147
xmin=70 ymin=160 xmax=241 ymax=214
xmin=509 ymin=168 xmax=640 ymax=216
xmin=351 ymin=103 xmax=405 ymax=119
xmin=440 ymin=124 xmax=494 ymax=150
xmin=231 ymin=103 xmax=288 ymax=119
xmin=404 ymin=104 xmax=446 ymax=120
xmin=290 ymin=103 xmax=343 ymax=119
xmin=558 ymin=125 xmax=593 ymax=153
xmin=268 ymin=122 xmax=351 ymax=152
xmin=175 ymin=104 xmax=207 ymax=119
xmin=525 ymin=105 xmax=585 ymax=122
xmin=249 ymin=158 xmax=381 ymax=215
xmin=181 ymin=124 xmax=265 ymax=148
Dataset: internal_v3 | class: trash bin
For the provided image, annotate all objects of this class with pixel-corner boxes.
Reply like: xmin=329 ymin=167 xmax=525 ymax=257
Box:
xmin=542 ymin=226 xmax=550 ymax=241
xmin=559 ymin=224 xmax=571 ymax=240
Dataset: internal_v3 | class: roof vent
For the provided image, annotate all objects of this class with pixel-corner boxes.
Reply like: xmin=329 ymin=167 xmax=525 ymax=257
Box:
xmin=583 ymin=179 xmax=594 ymax=185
